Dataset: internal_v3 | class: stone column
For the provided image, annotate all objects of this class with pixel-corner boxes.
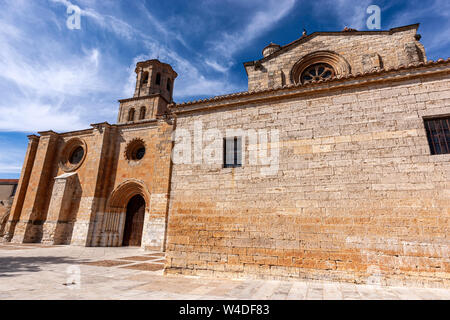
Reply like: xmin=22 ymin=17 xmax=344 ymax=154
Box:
xmin=70 ymin=123 xmax=114 ymax=247
xmin=12 ymin=131 xmax=59 ymax=243
xmin=42 ymin=173 xmax=78 ymax=245
xmin=3 ymin=135 xmax=39 ymax=242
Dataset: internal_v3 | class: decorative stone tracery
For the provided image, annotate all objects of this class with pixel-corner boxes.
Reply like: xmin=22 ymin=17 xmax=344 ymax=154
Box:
xmin=291 ymin=50 xmax=351 ymax=84
xmin=301 ymin=63 xmax=335 ymax=83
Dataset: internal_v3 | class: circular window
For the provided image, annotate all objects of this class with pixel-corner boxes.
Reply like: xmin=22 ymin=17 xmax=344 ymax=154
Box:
xmin=135 ymin=147 xmax=146 ymax=160
xmin=69 ymin=146 xmax=85 ymax=164
xmin=59 ymin=138 xmax=87 ymax=172
xmin=301 ymin=63 xmax=335 ymax=84
xmin=125 ymin=138 xmax=146 ymax=162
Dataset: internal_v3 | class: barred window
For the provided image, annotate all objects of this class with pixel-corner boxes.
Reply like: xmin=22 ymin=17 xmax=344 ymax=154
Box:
xmin=424 ymin=117 xmax=450 ymax=155
xmin=223 ymin=137 xmax=242 ymax=168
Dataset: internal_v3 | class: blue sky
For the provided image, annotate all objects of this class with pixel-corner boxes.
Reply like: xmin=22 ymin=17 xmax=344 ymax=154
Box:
xmin=1 ymin=0 xmax=449 ymax=179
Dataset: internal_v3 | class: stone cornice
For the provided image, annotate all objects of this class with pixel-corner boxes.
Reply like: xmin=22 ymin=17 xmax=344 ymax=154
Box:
xmin=114 ymin=118 xmax=160 ymax=131
xmin=118 ymin=93 xmax=170 ymax=104
xmin=37 ymin=130 xmax=58 ymax=137
xmin=27 ymin=134 xmax=40 ymax=141
xmin=135 ymin=59 xmax=178 ymax=77
xmin=171 ymin=59 xmax=450 ymax=115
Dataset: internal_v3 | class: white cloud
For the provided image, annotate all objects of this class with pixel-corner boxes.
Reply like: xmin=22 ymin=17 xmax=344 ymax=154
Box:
xmin=313 ymin=0 xmax=372 ymax=30
xmin=388 ymin=0 xmax=450 ymax=56
xmin=205 ymin=59 xmax=233 ymax=73
xmin=126 ymin=43 xmax=241 ymax=101
xmin=0 ymin=1 xmax=126 ymax=133
xmin=0 ymin=45 xmax=105 ymax=97
xmin=50 ymin=0 xmax=142 ymax=40
xmin=0 ymin=102 xmax=86 ymax=132
xmin=209 ymin=0 xmax=296 ymax=61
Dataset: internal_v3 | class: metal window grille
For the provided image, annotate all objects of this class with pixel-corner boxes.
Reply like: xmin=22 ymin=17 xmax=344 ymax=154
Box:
xmin=223 ymin=137 xmax=242 ymax=168
xmin=424 ymin=117 xmax=450 ymax=155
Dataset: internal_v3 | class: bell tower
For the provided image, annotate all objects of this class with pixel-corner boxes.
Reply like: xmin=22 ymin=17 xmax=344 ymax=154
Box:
xmin=117 ymin=59 xmax=177 ymax=124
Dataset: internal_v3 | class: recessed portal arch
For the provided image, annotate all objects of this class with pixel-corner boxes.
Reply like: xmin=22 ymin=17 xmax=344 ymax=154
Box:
xmin=122 ymin=194 xmax=145 ymax=246
xmin=100 ymin=179 xmax=151 ymax=247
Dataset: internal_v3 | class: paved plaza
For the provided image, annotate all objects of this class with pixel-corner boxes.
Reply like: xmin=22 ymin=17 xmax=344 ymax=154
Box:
xmin=0 ymin=244 xmax=449 ymax=300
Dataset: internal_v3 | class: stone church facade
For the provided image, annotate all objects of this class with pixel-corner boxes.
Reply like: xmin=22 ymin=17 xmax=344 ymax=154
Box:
xmin=3 ymin=24 xmax=450 ymax=287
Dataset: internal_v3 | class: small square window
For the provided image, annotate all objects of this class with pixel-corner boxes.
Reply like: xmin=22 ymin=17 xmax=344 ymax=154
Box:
xmin=424 ymin=117 xmax=450 ymax=155
xmin=223 ymin=137 xmax=242 ymax=168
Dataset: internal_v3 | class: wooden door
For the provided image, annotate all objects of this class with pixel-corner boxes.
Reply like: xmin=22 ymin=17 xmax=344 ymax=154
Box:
xmin=122 ymin=195 xmax=145 ymax=246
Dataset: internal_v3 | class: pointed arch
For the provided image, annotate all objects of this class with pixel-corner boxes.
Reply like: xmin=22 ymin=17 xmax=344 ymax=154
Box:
xmin=100 ymin=179 xmax=151 ymax=247
xmin=106 ymin=179 xmax=151 ymax=211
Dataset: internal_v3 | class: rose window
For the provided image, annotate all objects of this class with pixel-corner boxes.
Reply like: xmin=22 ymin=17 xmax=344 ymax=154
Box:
xmin=301 ymin=63 xmax=335 ymax=83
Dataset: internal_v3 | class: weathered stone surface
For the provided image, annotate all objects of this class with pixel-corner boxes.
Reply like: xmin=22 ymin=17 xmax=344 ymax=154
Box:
xmin=3 ymin=25 xmax=449 ymax=288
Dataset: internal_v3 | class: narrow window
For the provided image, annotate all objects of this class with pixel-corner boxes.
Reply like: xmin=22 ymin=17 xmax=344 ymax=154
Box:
xmin=424 ymin=117 xmax=450 ymax=155
xmin=155 ymin=73 xmax=161 ymax=85
xmin=167 ymin=78 xmax=172 ymax=91
xmin=139 ymin=106 xmax=146 ymax=120
xmin=223 ymin=137 xmax=242 ymax=168
xmin=128 ymin=108 xmax=135 ymax=122
xmin=142 ymin=72 xmax=149 ymax=85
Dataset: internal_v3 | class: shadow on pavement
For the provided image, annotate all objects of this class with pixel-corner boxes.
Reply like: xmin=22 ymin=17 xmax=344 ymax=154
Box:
xmin=0 ymin=256 xmax=89 ymax=278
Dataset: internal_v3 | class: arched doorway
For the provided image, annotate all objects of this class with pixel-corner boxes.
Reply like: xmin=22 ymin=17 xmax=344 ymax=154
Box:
xmin=122 ymin=195 xmax=145 ymax=246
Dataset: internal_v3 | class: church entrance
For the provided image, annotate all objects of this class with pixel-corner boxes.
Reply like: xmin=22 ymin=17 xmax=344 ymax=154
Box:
xmin=122 ymin=195 xmax=145 ymax=246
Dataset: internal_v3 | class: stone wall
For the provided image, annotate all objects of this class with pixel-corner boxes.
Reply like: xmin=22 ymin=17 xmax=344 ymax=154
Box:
xmin=6 ymin=119 xmax=173 ymax=250
xmin=99 ymin=120 xmax=173 ymax=250
xmin=165 ymin=71 xmax=450 ymax=288
xmin=246 ymin=25 xmax=426 ymax=91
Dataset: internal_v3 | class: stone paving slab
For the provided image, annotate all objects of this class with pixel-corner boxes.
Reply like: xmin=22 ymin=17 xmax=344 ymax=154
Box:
xmin=119 ymin=256 xmax=161 ymax=262
xmin=121 ymin=263 xmax=165 ymax=271
xmin=0 ymin=245 xmax=449 ymax=300
xmin=83 ymin=260 xmax=133 ymax=267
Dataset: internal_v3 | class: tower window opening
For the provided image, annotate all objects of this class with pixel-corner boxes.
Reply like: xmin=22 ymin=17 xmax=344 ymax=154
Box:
xmin=128 ymin=108 xmax=135 ymax=122
xmin=139 ymin=106 xmax=146 ymax=120
xmin=142 ymin=72 xmax=149 ymax=85
xmin=167 ymin=78 xmax=172 ymax=91
xmin=156 ymin=73 xmax=161 ymax=85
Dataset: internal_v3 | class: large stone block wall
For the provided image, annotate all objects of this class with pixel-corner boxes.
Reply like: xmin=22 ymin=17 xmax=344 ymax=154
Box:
xmin=10 ymin=132 xmax=60 ymax=243
xmin=109 ymin=121 xmax=173 ymax=250
xmin=8 ymin=128 xmax=107 ymax=245
xmin=118 ymin=96 xmax=167 ymax=124
xmin=165 ymin=73 xmax=450 ymax=287
xmin=246 ymin=26 xmax=426 ymax=91
xmin=6 ymin=119 xmax=173 ymax=249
